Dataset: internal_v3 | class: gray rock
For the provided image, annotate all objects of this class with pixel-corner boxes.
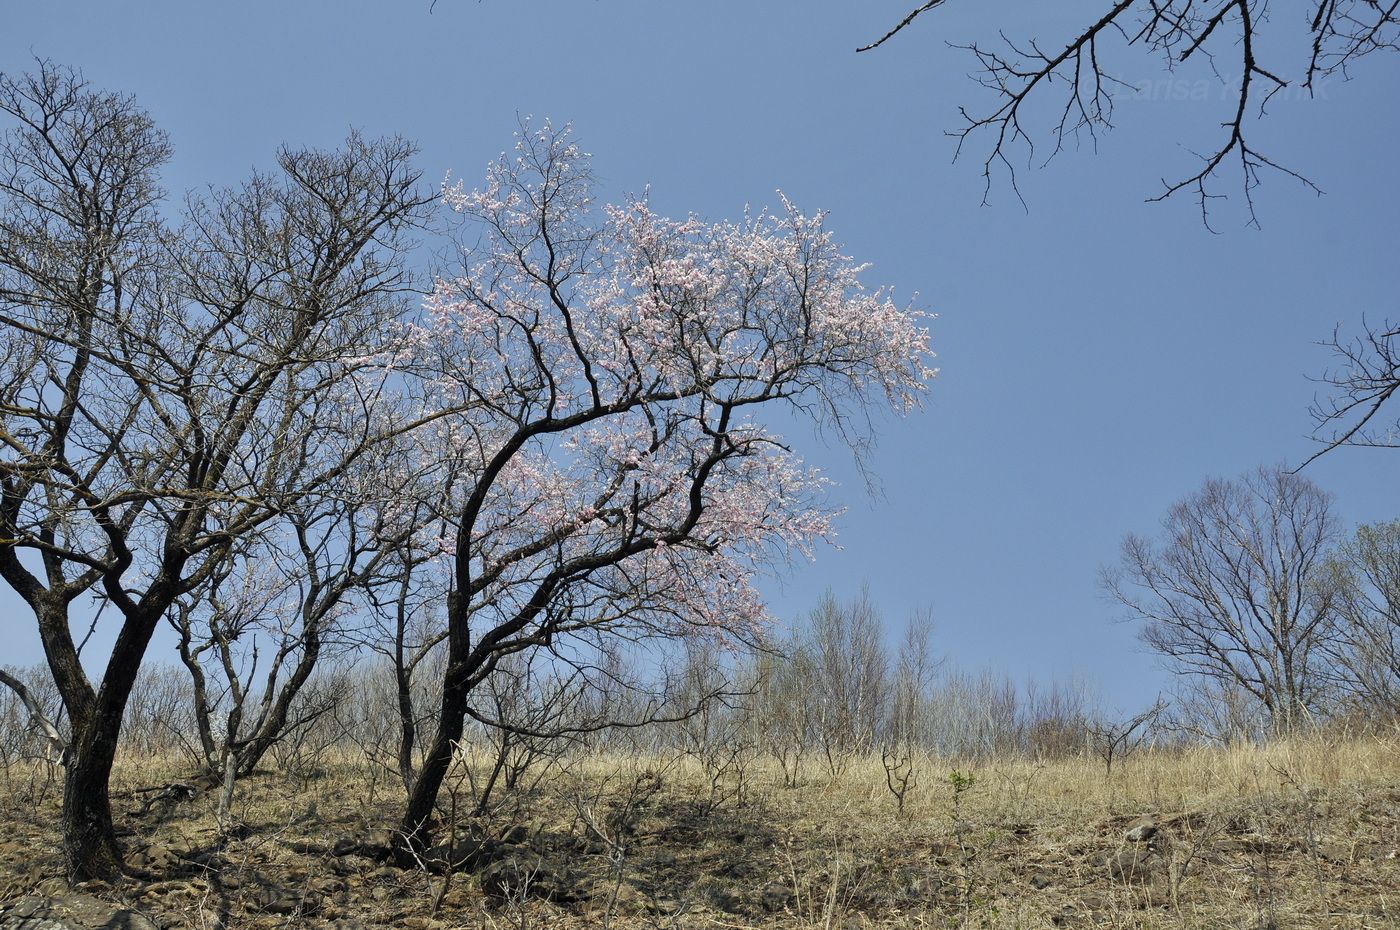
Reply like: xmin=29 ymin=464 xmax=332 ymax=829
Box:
xmin=0 ymin=895 xmax=159 ymax=930
xmin=427 ymin=837 xmax=503 ymax=872
xmin=1107 ymin=846 xmax=1158 ymax=883
xmin=1029 ymin=872 xmax=1053 ymax=890
xmin=479 ymin=856 xmax=583 ymax=904
xmin=702 ymin=886 xmax=744 ymax=913
xmin=308 ymin=876 xmax=345 ymax=896
xmin=1124 ymin=819 xmax=1159 ymax=843
xmin=247 ymin=884 xmax=319 ymax=916
xmin=126 ymin=845 xmax=177 ymax=872
xmin=331 ymin=836 xmax=361 ymax=857
xmin=757 ymin=881 xmax=793 ymax=913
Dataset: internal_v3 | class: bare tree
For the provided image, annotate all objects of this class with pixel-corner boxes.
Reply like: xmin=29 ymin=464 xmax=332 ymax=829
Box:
xmin=462 ymin=649 xmax=589 ymax=817
xmin=1087 ymin=697 xmax=1165 ymax=776
xmin=751 ymin=634 xmax=818 ymax=787
xmin=1322 ymin=519 xmax=1400 ymax=718
xmin=888 ymin=607 xmax=940 ymax=748
xmin=170 ymin=435 xmax=428 ymax=786
xmin=364 ymin=524 xmax=450 ymax=795
xmin=0 ymin=667 xmax=65 ymax=763
xmin=0 ymin=62 xmax=428 ymax=880
xmin=923 ymin=668 xmax=1023 ymax=758
xmin=1103 ymin=466 xmax=1340 ymax=733
xmin=1307 ymin=319 xmax=1400 ymax=464
xmin=805 ymin=587 xmax=890 ymax=772
xmin=861 ymin=1 xmax=1397 ymax=224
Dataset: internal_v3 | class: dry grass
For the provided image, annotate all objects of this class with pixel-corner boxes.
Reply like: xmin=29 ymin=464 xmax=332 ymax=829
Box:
xmin=1 ymin=731 xmax=1397 ymax=929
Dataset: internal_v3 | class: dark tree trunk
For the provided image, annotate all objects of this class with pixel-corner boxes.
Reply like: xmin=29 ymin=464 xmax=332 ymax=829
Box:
xmin=59 ymin=604 xmax=165 ymax=882
xmin=395 ymin=657 xmax=470 ymax=865
xmin=61 ymin=716 xmax=126 ymax=881
xmin=395 ymin=660 xmax=417 ymax=795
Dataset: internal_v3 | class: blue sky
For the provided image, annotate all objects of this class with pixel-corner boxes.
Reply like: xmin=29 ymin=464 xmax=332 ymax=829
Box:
xmin=2 ymin=1 xmax=1395 ymax=711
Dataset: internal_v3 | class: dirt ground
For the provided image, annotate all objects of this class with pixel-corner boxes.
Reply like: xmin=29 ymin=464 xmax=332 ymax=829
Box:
xmin=1 ymin=735 xmax=1396 ymax=929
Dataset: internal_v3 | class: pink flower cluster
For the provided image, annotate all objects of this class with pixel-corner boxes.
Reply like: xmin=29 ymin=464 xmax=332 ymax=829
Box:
xmin=405 ymin=123 xmax=934 ymax=646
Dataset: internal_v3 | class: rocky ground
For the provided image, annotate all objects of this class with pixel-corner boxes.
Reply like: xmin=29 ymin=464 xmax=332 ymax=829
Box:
xmin=1 ymin=738 xmax=1396 ymax=929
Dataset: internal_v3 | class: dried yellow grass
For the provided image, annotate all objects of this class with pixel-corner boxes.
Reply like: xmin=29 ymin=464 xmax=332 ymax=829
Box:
xmin=1 ymin=730 xmax=1397 ymax=929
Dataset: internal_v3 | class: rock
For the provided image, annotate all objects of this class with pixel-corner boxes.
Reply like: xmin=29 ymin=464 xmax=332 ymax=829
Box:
xmin=1124 ymin=819 xmax=1158 ymax=843
xmin=33 ymin=879 xmax=69 ymax=898
xmin=702 ymin=885 xmax=744 ymax=913
xmin=127 ymin=844 xmax=178 ymax=872
xmin=331 ymin=837 xmax=361 ymax=857
xmin=479 ymin=856 xmax=583 ymax=904
xmin=426 ymin=837 xmax=503 ymax=873
xmin=757 ymin=881 xmax=793 ymax=913
xmin=357 ymin=832 xmax=397 ymax=861
xmin=1030 ymin=872 xmax=1053 ymax=890
xmin=479 ymin=857 xmax=537 ymax=902
xmin=0 ymin=894 xmax=160 ymax=930
xmin=647 ymin=897 xmax=682 ymax=916
xmin=247 ymin=885 xmax=317 ymax=916
xmin=500 ymin=824 xmax=530 ymax=845
xmin=1107 ymin=846 xmax=1158 ymax=883
xmin=1224 ymin=814 xmax=1254 ymax=835
xmin=332 ymin=855 xmax=374 ymax=876
xmin=309 ymin=876 xmax=345 ymax=895
xmin=597 ymin=883 xmax=648 ymax=914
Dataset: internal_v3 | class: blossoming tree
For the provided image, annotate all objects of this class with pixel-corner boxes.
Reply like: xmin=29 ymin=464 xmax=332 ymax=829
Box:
xmin=396 ymin=124 xmax=935 ymax=856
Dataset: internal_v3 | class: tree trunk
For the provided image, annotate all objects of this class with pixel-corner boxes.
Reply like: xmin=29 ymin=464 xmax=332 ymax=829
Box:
xmin=395 ymin=660 xmax=470 ymax=865
xmin=231 ymin=635 xmax=322 ymax=779
xmin=395 ymin=661 xmax=417 ymax=796
xmin=61 ymin=722 xmax=126 ymax=881
xmin=59 ymin=604 xmax=165 ymax=882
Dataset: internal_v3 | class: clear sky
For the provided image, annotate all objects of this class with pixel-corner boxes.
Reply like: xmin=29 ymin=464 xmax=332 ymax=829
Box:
xmin=2 ymin=1 xmax=1395 ymax=712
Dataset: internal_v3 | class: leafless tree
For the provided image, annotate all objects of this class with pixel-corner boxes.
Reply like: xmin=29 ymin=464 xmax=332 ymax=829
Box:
xmin=888 ymin=607 xmax=940 ymax=748
xmin=861 ymin=1 xmax=1397 ymax=224
xmin=1306 ymin=319 xmax=1400 ymax=464
xmin=1162 ymin=676 xmax=1269 ymax=743
xmin=751 ymin=637 xmax=818 ymax=787
xmin=463 ymin=650 xmax=589 ymax=816
xmin=169 ymin=434 xmax=429 ymax=790
xmin=1322 ymin=519 xmax=1400 ymax=718
xmin=805 ymin=587 xmax=889 ymax=774
xmin=1087 ymin=697 xmax=1165 ymax=776
xmin=0 ymin=666 xmax=65 ymax=764
xmin=120 ymin=665 xmax=195 ymax=760
xmin=923 ymin=668 xmax=1022 ymax=758
xmin=365 ymin=545 xmax=449 ymax=794
xmin=1103 ymin=466 xmax=1341 ymax=734
xmin=0 ymin=61 xmax=429 ymax=880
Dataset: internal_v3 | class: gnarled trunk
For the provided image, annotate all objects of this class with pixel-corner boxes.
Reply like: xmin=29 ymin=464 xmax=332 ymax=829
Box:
xmin=61 ymin=712 xmax=126 ymax=881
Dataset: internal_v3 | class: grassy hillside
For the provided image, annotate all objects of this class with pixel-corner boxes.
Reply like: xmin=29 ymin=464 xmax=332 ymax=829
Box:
xmin=1 ymin=734 xmax=1396 ymax=929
